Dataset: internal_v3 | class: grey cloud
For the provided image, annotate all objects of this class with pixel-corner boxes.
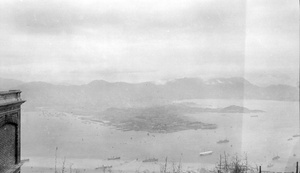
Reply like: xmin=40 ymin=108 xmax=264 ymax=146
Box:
xmin=0 ymin=0 xmax=297 ymax=85
xmin=7 ymin=0 xmax=246 ymax=35
xmin=10 ymin=0 xmax=124 ymax=34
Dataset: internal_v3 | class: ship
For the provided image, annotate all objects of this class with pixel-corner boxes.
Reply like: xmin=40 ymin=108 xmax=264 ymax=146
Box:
xmin=95 ymin=165 xmax=113 ymax=170
xmin=292 ymin=134 xmax=300 ymax=137
xmin=142 ymin=158 xmax=158 ymax=162
xmin=217 ymin=139 xmax=229 ymax=144
xmin=272 ymin=155 xmax=280 ymax=160
xmin=108 ymin=156 xmax=121 ymax=160
xmin=199 ymin=151 xmax=213 ymax=156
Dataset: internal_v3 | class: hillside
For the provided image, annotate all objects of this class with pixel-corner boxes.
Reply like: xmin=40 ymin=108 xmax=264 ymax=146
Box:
xmin=0 ymin=77 xmax=298 ymax=111
xmin=92 ymin=104 xmax=263 ymax=133
xmin=0 ymin=78 xmax=24 ymax=90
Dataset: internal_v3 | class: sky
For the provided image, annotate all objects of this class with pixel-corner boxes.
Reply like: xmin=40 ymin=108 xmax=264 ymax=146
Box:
xmin=0 ymin=0 xmax=298 ymax=86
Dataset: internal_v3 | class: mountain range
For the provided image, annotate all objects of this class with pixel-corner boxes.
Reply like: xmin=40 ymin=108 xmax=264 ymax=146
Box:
xmin=0 ymin=77 xmax=298 ymax=111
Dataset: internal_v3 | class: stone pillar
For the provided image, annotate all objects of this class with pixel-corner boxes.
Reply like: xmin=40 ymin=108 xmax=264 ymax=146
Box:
xmin=0 ymin=90 xmax=26 ymax=173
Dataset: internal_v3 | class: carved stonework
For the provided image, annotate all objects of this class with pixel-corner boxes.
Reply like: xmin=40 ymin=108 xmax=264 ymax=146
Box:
xmin=0 ymin=90 xmax=25 ymax=173
xmin=0 ymin=106 xmax=20 ymax=114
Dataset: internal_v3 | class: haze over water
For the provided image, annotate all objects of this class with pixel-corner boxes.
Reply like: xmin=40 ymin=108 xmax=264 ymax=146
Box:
xmin=21 ymin=99 xmax=299 ymax=172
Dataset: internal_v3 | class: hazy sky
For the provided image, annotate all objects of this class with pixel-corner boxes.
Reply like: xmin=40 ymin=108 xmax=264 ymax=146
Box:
xmin=0 ymin=0 xmax=298 ymax=86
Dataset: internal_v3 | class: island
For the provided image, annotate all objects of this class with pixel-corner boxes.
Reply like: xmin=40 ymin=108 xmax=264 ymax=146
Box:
xmin=92 ymin=104 xmax=264 ymax=133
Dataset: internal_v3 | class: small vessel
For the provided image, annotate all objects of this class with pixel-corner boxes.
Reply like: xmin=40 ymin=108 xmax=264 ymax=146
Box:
xmin=107 ymin=156 xmax=121 ymax=160
xmin=272 ymin=155 xmax=280 ymax=161
xmin=292 ymin=134 xmax=300 ymax=137
xmin=217 ymin=139 xmax=229 ymax=144
xmin=251 ymin=115 xmax=258 ymax=117
xmin=199 ymin=151 xmax=213 ymax=156
xmin=95 ymin=165 xmax=113 ymax=170
xmin=142 ymin=158 xmax=158 ymax=162
xmin=288 ymin=138 xmax=293 ymax=141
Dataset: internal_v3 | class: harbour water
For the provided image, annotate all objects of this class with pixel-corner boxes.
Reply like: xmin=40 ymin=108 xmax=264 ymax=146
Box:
xmin=21 ymin=99 xmax=299 ymax=172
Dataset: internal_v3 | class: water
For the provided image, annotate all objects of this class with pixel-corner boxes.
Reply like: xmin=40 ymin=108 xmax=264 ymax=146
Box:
xmin=20 ymin=99 xmax=299 ymax=172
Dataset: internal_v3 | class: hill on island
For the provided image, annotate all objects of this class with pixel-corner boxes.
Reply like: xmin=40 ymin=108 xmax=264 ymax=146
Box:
xmin=220 ymin=105 xmax=264 ymax=113
xmin=92 ymin=104 xmax=264 ymax=133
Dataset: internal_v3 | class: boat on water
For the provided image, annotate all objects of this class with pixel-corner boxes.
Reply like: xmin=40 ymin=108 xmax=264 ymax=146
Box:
xmin=292 ymin=134 xmax=300 ymax=137
xmin=288 ymin=138 xmax=293 ymax=141
xmin=95 ymin=165 xmax=113 ymax=170
xmin=108 ymin=156 xmax=121 ymax=160
xmin=217 ymin=139 xmax=229 ymax=144
xmin=199 ymin=151 xmax=213 ymax=156
xmin=251 ymin=115 xmax=258 ymax=117
xmin=142 ymin=158 xmax=158 ymax=162
xmin=272 ymin=155 xmax=280 ymax=161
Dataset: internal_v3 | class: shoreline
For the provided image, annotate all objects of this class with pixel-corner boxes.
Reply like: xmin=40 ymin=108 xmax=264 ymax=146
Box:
xmin=21 ymin=158 xmax=216 ymax=173
xmin=21 ymin=156 xmax=298 ymax=173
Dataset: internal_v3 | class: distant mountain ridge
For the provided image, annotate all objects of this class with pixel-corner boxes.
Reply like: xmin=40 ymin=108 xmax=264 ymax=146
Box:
xmin=0 ymin=77 xmax=298 ymax=110
xmin=0 ymin=78 xmax=24 ymax=90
